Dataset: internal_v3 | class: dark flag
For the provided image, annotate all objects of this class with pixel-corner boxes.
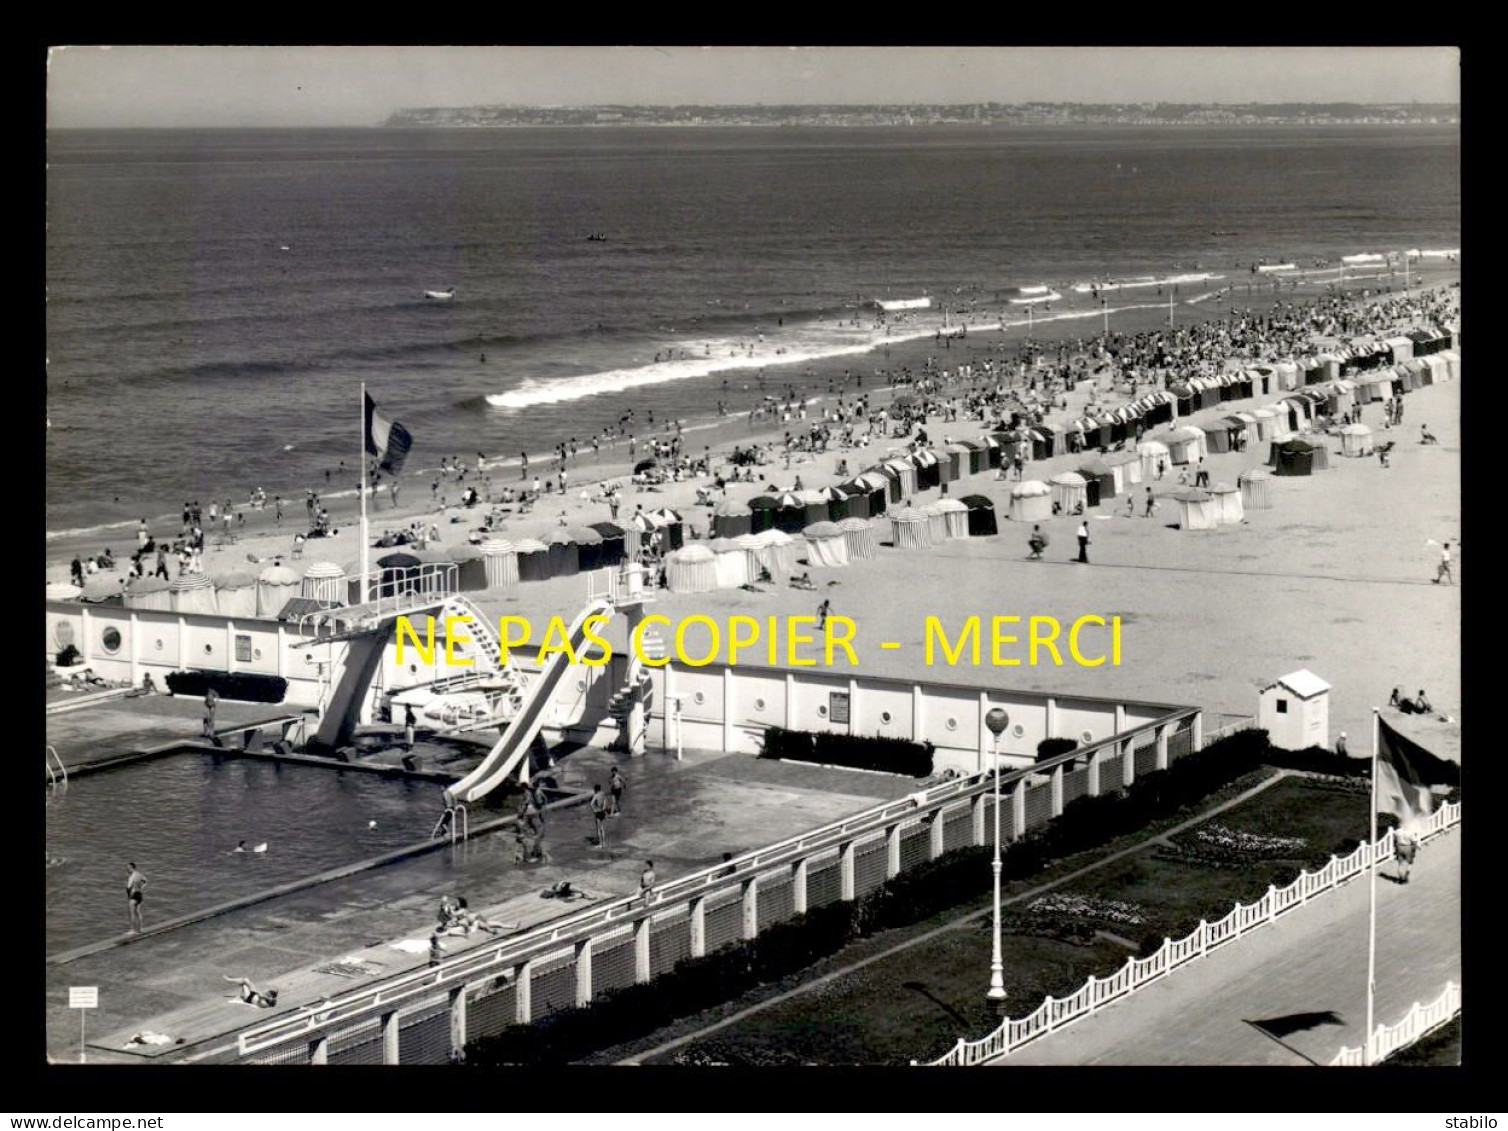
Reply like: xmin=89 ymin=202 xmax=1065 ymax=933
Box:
xmin=1376 ymin=716 xmax=1458 ymax=832
xmin=365 ymin=393 xmax=413 ymax=475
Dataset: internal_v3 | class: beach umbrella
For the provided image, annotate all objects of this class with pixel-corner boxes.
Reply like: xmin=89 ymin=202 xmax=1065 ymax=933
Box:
xmin=836 ymin=516 xmax=878 ymax=560
xmin=169 ymin=570 xmax=218 ymax=613
xmin=890 ymin=507 xmax=931 ymax=550
xmin=480 ymin=538 xmax=519 ymax=589
xmin=47 ymin=581 xmax=83 ymax=602
xmin=214 ymin=570 xmax=258 ymax=617
xmin=256 ymin=564 xmax=300 ymax=617
xmin=514 ymin=537 xmax=550 ymax=582
xmin=633 ymin=457 xmax=659 ymax=474
xmin=1239 ymin=468 xmax=1274 ymax=510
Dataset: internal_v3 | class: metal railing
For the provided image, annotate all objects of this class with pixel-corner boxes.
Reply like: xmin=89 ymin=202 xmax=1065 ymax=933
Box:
xmin=431 ymin=804 xmax=469 ymax=846
xmin=1330 ymin=980 xmax=1460 ymax=1066
xmin=918 ymin=798 xmax=1461 ymax=1065
xmin=45 ymin=745 xmax=67 ymax=789
xmin=231 ymin=705 xmax=1198 ymax=1060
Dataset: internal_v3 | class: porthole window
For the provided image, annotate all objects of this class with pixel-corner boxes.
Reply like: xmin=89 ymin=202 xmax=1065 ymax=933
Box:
xmin=1012 ymin=724 xmax=1025 ymax=739
xmin=154 ymin=638 xmax=163 ymax=651
xmin=253 ymin=648 xmax=262 ymax=660
xmin=817 ymin=705 xmax=828 ymax=718
xmin=880 ymin=711 xmax=893 ymax=725
xmin=1081 ymin=730 xmax=1094 ymax=744
xmin=204 ymin=643 xmax=214 ymax=655
xmin=307 ymin=654 xmax=316 ymax=664
xmin=694 ymin=691 xmax=705 ymax=705
xmin=54 ymin=622 xmax=75 ymax=650
xmin=946 ymin=717 xmax=958 ymax=731
xmin=753 ymin=698 xmax=766 ymax=712
xmin=409 ymin=664 xmax=417 ymax=674
xmin=101 ymin=627 xmax=122 ymax=654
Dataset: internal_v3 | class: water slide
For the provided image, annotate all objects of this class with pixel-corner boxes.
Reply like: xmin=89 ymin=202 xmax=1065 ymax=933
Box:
xmin=443 ymin=599 xmax=613 ymax=806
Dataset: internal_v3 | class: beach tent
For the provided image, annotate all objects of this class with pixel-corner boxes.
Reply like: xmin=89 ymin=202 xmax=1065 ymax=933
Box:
xmin=711 ymin=500 xmax=753 ymax=539
xmin=837 ymin=516 xmax=879 ymax=561
xmin=921 ymin=502 xmax=950 ymax=544
xmin=373 ymin=551 xmax=422 ymax=597
xmin=1049 ymin=472 xmax=1088 ymax=514
xmin=665 ymin=543 xmax=718 ymax=593
xmin=590 ymin=522 xmax=628 ymax=567
xmin=819 ymin=486 xmax=853 ymax=523
xmin=961 ymin=495 xmax=998 ymax=537
xmin=546 ymin=530 xmax=581 ymax=578
xmin=855 ymin=472 xmax=890 ymax=515
xmin=79 ymin=575 xmax=127 ymax=605
xmin=1339 ymin=424 xmax=1375 ymax=457
xmin=1137 ymin=440 xmax=1171 ymax=481
xmin=792 ymin=490 xmax=828 ymax=526
xmin=747 ymin=496 xmax=779 ymax=534
xmin=803 ymin=521 xmax=850 ymax=567
xmin=884 ymin=459 xmax=916 ymax=499
xmin=301 ymin=561 xmax=347 ymax=604
xmin=1438 ymin=349 xmax=1460 ymax=382
xmin=1272 ymin=440 xmax=1315 ymax=477
xmin=1077 ymin=456 xmax=1119 ymax=499
xmin=564 ymin=526 xmax=604 ymax=572
xmin=1165 ymin=427 xmax=1204 ymax=465
xmin=1301 ymin=358 xmax=1326 ymax=386
xmin=710 ymin=537 xmax=756 ymax=589
xmin=1231 ymin=413 xmax=1258 ymax=447
xmin=1239 ymin=468 xmax=1274 ymax=510
xmin=748 ymin=528 xmax=799 ymax=578
xmin=963 ymin=438 xmax=990 ymax=475
xmin=913 ymin=449 xmax=941 ymax=490
xmin=1421 ymin=355 xmax=1446 ymax=386
xmin=982 ymin=435 xmax=1005 ymax=470
xmin=47 ymin=582 xmax=82 ymax=602
xmin=1251 ymin=408 xmax=1279 ymax=443
xmin=1009 ymin=480 xmax=1053 ymax=523
xmin=480 ymin=539 xmax=520 ymax=589
xmin=836 ymin=481 xmax=871 ymax=520
xmin=1141 ymin=391 xmax=1176 ymax=427
xmin=1201 ymin=421 xmax=1234 ymax=455
xmin=1105 ymin=450 xmax=1143 ymax=488
xmin=1208 ymin=482 xmax=1244 ymax=524
xmin=651 ymin=508 xmax=685 ymax=551
xmin=890 ymin=507 xmax=932 ymax=550
xmin=170 ymin=571 xmax=218 ymax=614
xmin=122 ymin=576 xmax=172 ymax=611
xmin=411 ymin=547 xmax=458 ymax=596
xmin=1195 ymin=378 xmax=1221 ymax=411
xmin=449 ymin=544 xmax=488 ymax=591
xmin=1402 ymin=359 xmax=1427 ymax=391
xmin=632 ymin=509 xmax=667 ymax=554
xmin=214 ymin=571 xmax=258 ymax=617
xmin=773 ymin=493 xmax=808 ymax=534
xmin=1308 ymin=441 xmax=1332 ymax=471
xmin=1385 ymin=335 xmax=1415 ymax=364
xmin=1275 ymin=361 xmax=1300 ymax=391
xmin=1032 ymin=425 xmax=1058 ymax=460
xmin=935 ymin=497 xmax=970 ymax=539
xmin=1169 ymin=383 xmax=1195 ymax=418
xmin=943 ymin=443 xmax=970 ymax=482
xmin=256 ymin=564 xmax=300 ymax=617
xmin=1168 ymin=488 xmax=1219 ymax=531
xmin=513 ymin=538 xmax=549 ymax=582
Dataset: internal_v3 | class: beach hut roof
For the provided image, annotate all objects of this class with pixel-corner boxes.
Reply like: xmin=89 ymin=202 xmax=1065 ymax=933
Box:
xmin=1049 ymin=472 xmax=1088 ymax=486
xmin=126 ymin=577 xmax=170 ymax=594
xmin=565 ymin=526 xmax=603 ymax=544
xmin=651 ymin=507 xmax=683 ymax=523
xmin=1105 ymin=451 xmax=1140 ymax=467
xmin=1173 ymin=426 xmax=1205 ymax=440
xmin=1012 ymin=480 xmax=1051 ymax=498
xmin=1167 ymin=488 xmax=1213 ymax=502
xmin=912 ymin=449 xmax=939 ymax=466
xmin=546 ymin=529 xmax=576 ymax=545
xmin=1253 ymin=408 xmax=1278 ymax=419
xmin=891 ymin=507 xmax=928 ymax=522
xmin=734 ymin=533 xmax=764 ymax=550
xmin=709 ymin=537 xmax=746 ymax=553
xmin=1233 ymin=413 xmax=1258 ymax=424
xmin=480 ymin=538 xmax=516 ymax=554
xmin=1136 ymin=440 xmax=1171 ymax=455
xmin=1208 ymin=482 xmax=1239 ymax=495
xmin=945 ymin=442 xmax=973 ymax=453
xmin=169 ymin=572 xmax=213 ymax=591
xmin=216 ymin=570 xmax=255 ymax=588
xmin=514 ymin=538 xmax=549 ymax=554
xmin=836 ymin=517 xmax=871 ymax=532
xmin=747 ymin=495 xmax=779 ymax=510
xmin=803 ymin=520 xmax=842 ymax=538
xmin=448 ymin=543 xmax=485 ymax=561
xmin=304 ymin=560 xmax=345 ymax=578
xmin=411 ymin=547 xmax=458 ymax=563
xmin=1077 ymin=457 xmax=1112 ymax=476
xmin=795 ymin=489 xmax=828 ymax=504
xmin=47 ymin=582 xmax=83 ymax=601
xmin=755 ymin=528 xmax=793 ymax=546
xmin=1339 ymin=424 xmax=1373 ymax=436
xmin=855 ymin=472 xmax=889 ymax=490
xmin=713 ymin=499 xmax=752 ymax=517
xmin=673 ymin=543 xmax=716 ymax=563
xmin=258 ymin=564 xmax=299 ymax=584
xmin=590 ymin=521 xmax=628 ymax=538
xmin=933 ymin=498 xmax=968 ymax=513
xmin=376 ymin=551 xmax=422 ymax=568
xmin=1238 ymin=469 xmax=1273 ymax=483
xmin=80 ymin=576 xmax=127 ymax=602
xmin=959 ymin=495 xmax=993 ymax=510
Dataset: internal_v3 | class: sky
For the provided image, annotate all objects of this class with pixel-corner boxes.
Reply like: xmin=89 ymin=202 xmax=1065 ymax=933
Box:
xmin=47 ymin=46 xmax=1461 ymax=129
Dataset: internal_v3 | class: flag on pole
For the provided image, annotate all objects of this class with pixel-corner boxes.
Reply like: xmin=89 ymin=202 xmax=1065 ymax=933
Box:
xmin=1375 ymin=716 xmax=1456 ymax=832
xmin=364 ymin=393 xmax=413 ymax=474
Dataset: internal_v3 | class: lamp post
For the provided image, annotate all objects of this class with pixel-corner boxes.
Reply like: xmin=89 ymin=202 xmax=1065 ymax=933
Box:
xmin=984 ymin=707 xmax=1010 ymax=1004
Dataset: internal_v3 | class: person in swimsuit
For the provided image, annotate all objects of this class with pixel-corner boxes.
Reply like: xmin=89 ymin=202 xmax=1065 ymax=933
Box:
xmin=126 ymin=863 xmax=147 ymax=932
xmin=223 ymin=975 xmax=279 ymax=1007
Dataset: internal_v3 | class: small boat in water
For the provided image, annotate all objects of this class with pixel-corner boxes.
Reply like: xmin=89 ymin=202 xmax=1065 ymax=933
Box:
xmin=425 ymin=288 xmax=456 ymax=301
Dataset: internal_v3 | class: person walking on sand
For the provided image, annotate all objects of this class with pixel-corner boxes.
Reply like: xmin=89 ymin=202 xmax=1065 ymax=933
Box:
xmin=639 ymin=860 xmax=657 ymax=902
xmin=1143 ymin=487 xmax=1156 ymax=518
xmin=1394 ymin=829 xmax=1418 ymax=884
xmin=816 ymin=598 xmax=833 ymax=630
xmin=590 ymin=784 xmax=610 ymax=848
xmin=608 ymin=765 xmax=625 ymax=817
xmin=126 ymin=863 xmax=147 ymax=932
xmin=1433 ymin=541 xmax=1453 ymax=585
xmin=1076 ymin=520 xmax=1091 ymax=564
xmin=1028 ymin=525 xmax=1047 ymax=560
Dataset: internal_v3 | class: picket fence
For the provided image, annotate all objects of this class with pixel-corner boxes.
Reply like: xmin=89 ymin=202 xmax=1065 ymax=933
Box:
xmin=1329 ymin=980 xmax=1460 ymax=1066
xmin=917 ymin=798 xmax=1460 ymax=1066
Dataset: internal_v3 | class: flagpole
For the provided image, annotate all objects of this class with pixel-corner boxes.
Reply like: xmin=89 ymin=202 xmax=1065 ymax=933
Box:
xmin=360 ymin=381 xmax=370 ymax=604
xmin=1366 ymin=706 xmax=1379 ymax=1066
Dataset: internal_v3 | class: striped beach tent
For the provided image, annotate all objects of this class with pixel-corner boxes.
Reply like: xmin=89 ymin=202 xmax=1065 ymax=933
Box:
xmin=1049 ymin=472 xmax=1088 ymax=513
xmin=837 ymin=516 xmax=878 ymax=560
xmin=934 ymin=498 xmax=970 ymax=539
xmin=480 ymin=538 xmax=519 ymax=589
xmin=665 ymin=543 xmax=718 ymax=593
xmin=890 ymin=507 xmax=931 ymax=550
xmin=170 ymin=570 xmax=219 ymax=614
xmin=1239 ymin=468 xmax=1274 ymax=509
xmin=921 ymin=501 xmax=951 ymax=544
xmin=302 ymin=561 xmax=347 ymax=604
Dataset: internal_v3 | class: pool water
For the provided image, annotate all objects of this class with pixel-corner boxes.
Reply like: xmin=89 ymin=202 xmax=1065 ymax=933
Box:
xmin=45 ymin=753 xmax=446 ymax=953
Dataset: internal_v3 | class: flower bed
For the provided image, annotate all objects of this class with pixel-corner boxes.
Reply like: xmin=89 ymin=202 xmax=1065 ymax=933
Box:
xmin=1158 ymin=823 xmax=1309 ymax=870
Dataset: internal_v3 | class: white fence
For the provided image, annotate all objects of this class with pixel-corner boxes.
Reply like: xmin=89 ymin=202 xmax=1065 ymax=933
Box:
xmin=918 ymin=799 xmax=1461 ymax=1066
xmin=1330 ymin=980 xmax=1460 ymax=1066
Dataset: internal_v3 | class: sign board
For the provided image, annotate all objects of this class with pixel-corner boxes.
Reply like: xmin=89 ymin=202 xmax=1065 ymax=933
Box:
xmin=69 ymin=986 xmax=98 ymax=1009
xmin=829 ymin=691 xmax=850 ymax=726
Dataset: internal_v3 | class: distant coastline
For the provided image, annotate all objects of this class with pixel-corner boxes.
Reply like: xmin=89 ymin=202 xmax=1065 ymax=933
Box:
xmin=384 ymin=102 xmax=1459 ymax=129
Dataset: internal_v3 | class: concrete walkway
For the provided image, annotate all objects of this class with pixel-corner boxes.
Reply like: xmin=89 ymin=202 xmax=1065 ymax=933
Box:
xmin=995 ymin=825 xmax=1460 ymax=1066
xmin=47 ymin=743 xmax=911 ymax=1062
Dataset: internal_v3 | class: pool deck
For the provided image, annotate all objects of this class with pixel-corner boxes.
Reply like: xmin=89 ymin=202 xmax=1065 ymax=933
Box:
xmin=46 ymin=740 xmax=913 ymax=1063
xmin=46 ymin=695 xmax=306 ymax=774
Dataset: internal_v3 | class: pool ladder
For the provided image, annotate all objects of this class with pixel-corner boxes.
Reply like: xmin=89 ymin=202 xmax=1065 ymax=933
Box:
xmin=45 ymin=745 xmax=68 ymax=791
xmin=432 ymin=804 xmax=468 ymax=845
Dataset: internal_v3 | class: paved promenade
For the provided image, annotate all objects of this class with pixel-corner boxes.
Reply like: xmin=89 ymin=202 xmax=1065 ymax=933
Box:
xmin=996 ymin=825 xmax=1460 ymax=1066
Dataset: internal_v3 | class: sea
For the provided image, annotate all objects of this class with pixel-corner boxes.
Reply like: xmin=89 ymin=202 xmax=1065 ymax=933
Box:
xmin=45 ymin=125 xmax=1459 ymax=538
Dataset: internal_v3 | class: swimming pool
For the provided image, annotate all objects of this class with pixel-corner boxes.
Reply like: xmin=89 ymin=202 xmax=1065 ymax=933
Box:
xmin=45 ymin=752 xmax=446 ymax=954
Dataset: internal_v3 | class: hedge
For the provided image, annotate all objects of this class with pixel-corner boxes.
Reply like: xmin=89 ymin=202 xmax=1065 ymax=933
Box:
xmin=1037 ymin=737 xmax=1079 ymax=762
xmin=758 ymin=726 xmax=934 ymax=777
xmin=466 ymin=728 xmax=1278 ymax=1066
xmin=164 ymin=670 xmax=289 ymax=704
